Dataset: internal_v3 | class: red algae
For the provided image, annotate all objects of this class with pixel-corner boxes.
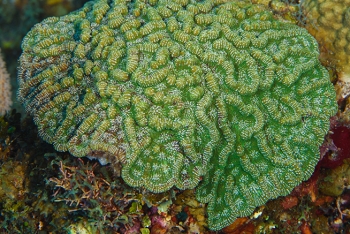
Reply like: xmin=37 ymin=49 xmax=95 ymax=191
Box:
xmin=281 ymin=196 xmax=299 ymax=210
xmin=320 ymin=125 xmax=350 ymax=169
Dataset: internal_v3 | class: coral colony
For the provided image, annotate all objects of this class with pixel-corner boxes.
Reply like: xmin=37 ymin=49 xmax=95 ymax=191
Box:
xmin=18 ymin=0 xmax=336 ymax=230
xmin=0 ymin=49 xmax=12 ymax=116
xmin=302 ymin=0 xmax=350 ymax=81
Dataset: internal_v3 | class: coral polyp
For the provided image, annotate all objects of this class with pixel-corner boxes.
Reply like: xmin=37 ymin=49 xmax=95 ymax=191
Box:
xmin=18 ymin=0 xmax=337 ymax=230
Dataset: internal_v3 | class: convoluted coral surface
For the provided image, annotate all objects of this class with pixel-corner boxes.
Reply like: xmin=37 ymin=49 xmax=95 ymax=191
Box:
xmin=18 ymin=0 xmax=337 ymax=230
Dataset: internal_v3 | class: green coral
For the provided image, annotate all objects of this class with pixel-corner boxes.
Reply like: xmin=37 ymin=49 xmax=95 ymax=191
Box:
xmin=18 ymin=0 xmax=337 ymax=230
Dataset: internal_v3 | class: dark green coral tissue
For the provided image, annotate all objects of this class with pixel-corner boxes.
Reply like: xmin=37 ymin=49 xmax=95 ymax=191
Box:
xmin=18 ymin=0 xmax=337 ymax=230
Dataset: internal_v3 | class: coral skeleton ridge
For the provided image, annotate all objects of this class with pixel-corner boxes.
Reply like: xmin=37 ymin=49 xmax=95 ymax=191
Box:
xmin=18 ymin=0 xmax=337 ymax=230
xmin=0 ymin=49 xmax=12 ymax=116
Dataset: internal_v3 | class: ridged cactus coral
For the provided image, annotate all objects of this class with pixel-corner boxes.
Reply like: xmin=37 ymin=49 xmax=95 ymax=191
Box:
xmin=18 ymin=0 xmax=337 ymax=230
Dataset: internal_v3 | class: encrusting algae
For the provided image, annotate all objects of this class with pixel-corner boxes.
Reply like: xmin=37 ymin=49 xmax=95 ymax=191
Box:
xmin=17 ymin=0 xmax=337 ymax=230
